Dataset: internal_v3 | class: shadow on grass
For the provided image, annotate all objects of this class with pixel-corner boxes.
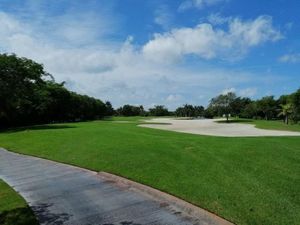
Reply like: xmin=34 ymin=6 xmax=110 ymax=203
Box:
xmin=216 ymin=119 xmax=254 ymax=124
xmin=0 ymin=125 xmax=76 ymax=133
xmin=0 ymin=207 xmax=39 ymax=225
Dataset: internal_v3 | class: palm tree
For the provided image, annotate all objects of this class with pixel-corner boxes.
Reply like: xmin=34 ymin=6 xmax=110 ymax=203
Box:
xmin=278 ymin=103 xmax=293 ymax=124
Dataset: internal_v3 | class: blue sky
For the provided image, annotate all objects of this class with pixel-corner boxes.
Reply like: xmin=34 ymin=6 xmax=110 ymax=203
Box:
xmin=0 ymin=0 xmax=299 ymax=109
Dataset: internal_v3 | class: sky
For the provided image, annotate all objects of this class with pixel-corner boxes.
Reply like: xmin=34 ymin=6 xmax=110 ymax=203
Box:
xmin=0 ymin=0 xmax=299 ymax=109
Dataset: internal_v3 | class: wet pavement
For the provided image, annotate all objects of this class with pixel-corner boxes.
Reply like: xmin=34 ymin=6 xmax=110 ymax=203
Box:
xmin=0 ymin=148 xmax=230 ymax=225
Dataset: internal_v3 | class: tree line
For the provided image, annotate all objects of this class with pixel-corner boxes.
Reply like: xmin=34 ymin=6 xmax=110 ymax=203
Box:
xmin=0 ymin=54 xmax=112 ymax=128
xmin=115 ymin=105 xmax=170 ymax=117
xmin=114 ymin=104 xmax=205 ymax=117
xmin=114 ymin=91 xmax=300 ymax=124
xmin=1 ymin=54 xmax=299 ymax=128
xmin=205 ymin=91 xmax=300 ymax=124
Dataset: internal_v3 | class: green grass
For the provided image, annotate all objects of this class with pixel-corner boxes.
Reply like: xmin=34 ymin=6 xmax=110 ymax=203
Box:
xmin=0 ymin=118 xmax=299 ymax=225
xmin=0 ymin=180 xmax=38 ymax=225
xmin=103 ymin=116 xmax=149 ymax=122
xmin=217 ymin=118 xmax=300 ymax=132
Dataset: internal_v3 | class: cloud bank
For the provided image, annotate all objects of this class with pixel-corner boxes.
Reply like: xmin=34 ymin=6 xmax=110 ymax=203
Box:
xmin=279 ymin=53 xmax=300 ymax=63
xmin=178 ymin=0 xmax=227 ymax=11
xmin=143 ymin=16 xmax=282 ymax=63
xmin=0 ymin=4 xmax=286 ymax=109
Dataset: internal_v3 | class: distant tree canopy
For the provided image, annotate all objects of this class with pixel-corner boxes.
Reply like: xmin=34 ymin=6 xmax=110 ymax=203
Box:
xmin=205 ymin=89 xmax=300 ymax=124
xmin=208 ymin=92 xmax=237 ymax=121
xmin=0 ymin=54 xmax=109 ymax=128
xmin=116 ymin=105 xmax=145 ymax=116
xmin=149 ymin=105 xmax=170 ymax=116
xmin=1 ymin=54 xmax=300 ymax=127
xmin=105 ymin=101 xmax=114 ymax=116
xmin=291 ymin=90 xmax=300 ymax=122
xmin=175 ymin=104 xmax=204 ymax=117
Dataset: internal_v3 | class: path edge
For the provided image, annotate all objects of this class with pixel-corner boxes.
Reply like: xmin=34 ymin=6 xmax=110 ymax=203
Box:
xmin=98 ymin=171 xmax=234 ymax=225
xmin=0 ymin=148 xmax=234 ymax=225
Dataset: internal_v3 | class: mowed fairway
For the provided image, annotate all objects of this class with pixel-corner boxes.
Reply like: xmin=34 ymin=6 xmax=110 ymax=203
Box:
xmin=0 ymin=118 xmax=299 ymax=225
xmin=217 ymin=118 xmax=300 ymax=132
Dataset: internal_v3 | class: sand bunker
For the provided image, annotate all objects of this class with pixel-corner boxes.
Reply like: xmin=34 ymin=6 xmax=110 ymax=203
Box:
xmin=139 ymin=118 xmax=300 ymax=137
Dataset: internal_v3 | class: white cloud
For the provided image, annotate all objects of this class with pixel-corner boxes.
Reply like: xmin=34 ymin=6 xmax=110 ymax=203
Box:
xmin=166 ymin=94 xmax=184 ymax=102
xmin=0 ymin=10 xmax=286 ymax=109
xmin=154 ymin=5 xmax=173 ymax=29
xmin=165 ymin=94 xmax=185 ymax=109
xmin=179 ymin=0 xmax=226 ymax=11
xmin=143 ymin=16 xmax=282 ymax=63
xmin=239 ymin=87 xmax=257 ymax=97
xmin=52 ymin=13 xmax=115 ymax=45
xmin=220 ymin=87 xmax=257 ymax=97
xmin=207 ymin=13 xmax=231 ymax=25
xmin=279 ymin=53 xmax=300 ymax=63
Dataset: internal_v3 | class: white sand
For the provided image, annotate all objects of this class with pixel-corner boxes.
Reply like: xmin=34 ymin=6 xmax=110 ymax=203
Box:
xmin=139 ymin=118 xmax=300 ymax=137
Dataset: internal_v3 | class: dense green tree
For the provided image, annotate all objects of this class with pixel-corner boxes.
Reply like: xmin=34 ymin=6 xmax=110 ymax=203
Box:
xmin=175 ymin=104 xmax=204 ymax=117
xmin=105 ymin=101 xmax=114 ymax=116
xmin=116 ymin=105 xmax=145 ymax=116
xmin=192 ymin=89 xmax=300 ymax=122
xmin=203 ymin=107 xmax=215 ymax=118
xmin=149 ymin=105 xmax=170 ymax=116
xmin=194 ymin=106 xmax=205 ymax=117
xmin=209 ymin=92 xmax=237 ymax=122
xmin=256 ymin=96 xmax=277 ymax=120
xmin=230 ymin=97 xmax=252 ymax=117
xmin=0 ymin=54 xmax=48 ymax=126
xmin=278 ymin=95 xmax=290 ymax=105
xmin=241 ymin=102 xmax=258 ymax=119
xmin=290 ymin=89 xmax=300 ymax=123
xmin=0 ymin=53 xmax=108 ymax=128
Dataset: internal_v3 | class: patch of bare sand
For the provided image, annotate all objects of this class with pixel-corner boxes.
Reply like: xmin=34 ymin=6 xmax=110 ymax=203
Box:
xmin=139 ymin=118 xmax=300 ymax=137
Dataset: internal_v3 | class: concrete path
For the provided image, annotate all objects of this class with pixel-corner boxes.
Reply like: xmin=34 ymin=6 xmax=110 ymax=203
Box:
xmin=140 ymin=118 xmax=300 ymax=137
xmin=0 ymin=148 xmax=231 ymax=225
